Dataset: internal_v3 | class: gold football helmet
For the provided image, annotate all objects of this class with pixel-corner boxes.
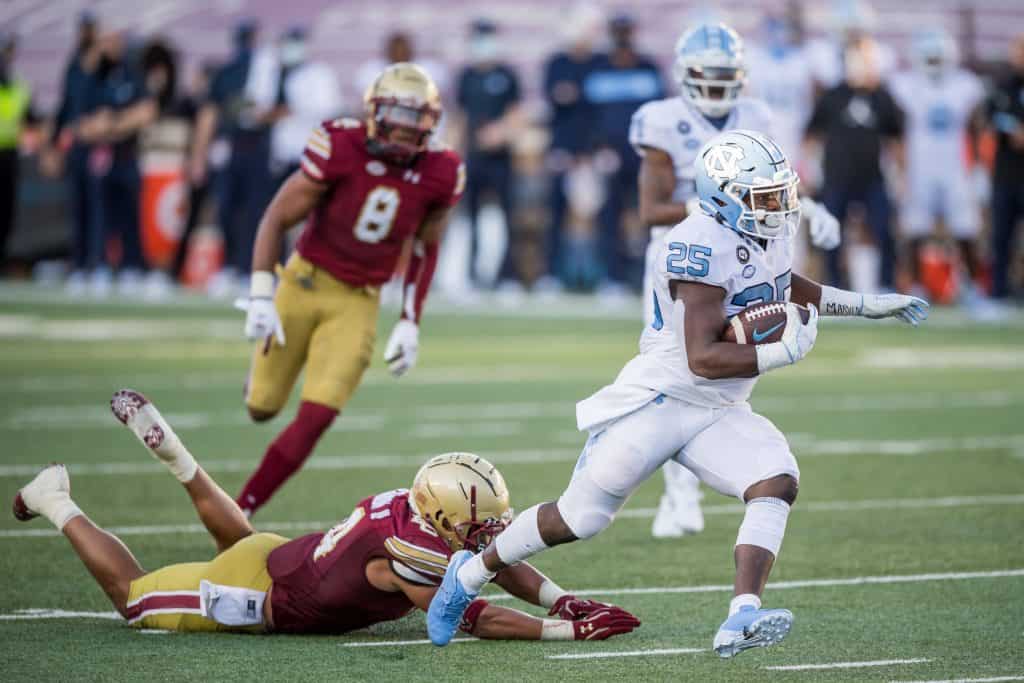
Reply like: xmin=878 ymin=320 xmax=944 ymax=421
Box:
xmin=363 ymin=62 xmax=441 ymax=163
xmin=411 ymin=453 xmax=512 ymax=552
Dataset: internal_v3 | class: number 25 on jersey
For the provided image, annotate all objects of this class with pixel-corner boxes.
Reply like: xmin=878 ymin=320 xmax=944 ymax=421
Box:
xmin=666 ymin=241 xmax=711 ymax=277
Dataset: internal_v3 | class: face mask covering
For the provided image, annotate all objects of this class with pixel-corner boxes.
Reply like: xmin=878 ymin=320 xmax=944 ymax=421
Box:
xmin=470 ymin=36 xmax=498 ymax=62
xmin=280 ymin=40 xmax=306 ymax=67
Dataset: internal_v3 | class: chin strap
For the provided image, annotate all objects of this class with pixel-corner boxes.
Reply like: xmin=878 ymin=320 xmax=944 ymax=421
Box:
xmin=400 ymin=239 xmax=439 ymax=323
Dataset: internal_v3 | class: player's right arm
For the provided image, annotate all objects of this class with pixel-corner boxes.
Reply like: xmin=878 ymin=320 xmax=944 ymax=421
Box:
xmin=673 ymin=278 xmax=819 ymax=378
xmin=674 ymin=280 xmax=760 ymax=379
xmin=638 ymin=147 xmax=689 ymax=228
xmin=365 ymin=559 xmax=638 ymax=642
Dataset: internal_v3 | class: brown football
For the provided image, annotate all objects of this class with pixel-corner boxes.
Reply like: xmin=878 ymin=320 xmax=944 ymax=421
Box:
xmin=722 ymin=301 xmax=810 ymax=345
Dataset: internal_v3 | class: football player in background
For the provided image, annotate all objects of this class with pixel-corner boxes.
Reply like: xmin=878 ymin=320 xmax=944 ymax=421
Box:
xmin=629 ymin=22 xmax=841 ymax=539
xmin=12 ymin=389 xmax=640 ymax=641
xmin=233 ymin=63 xmax=462 ymax=517
xmin=428 ymin=130 xmax=928 ymax=657
xmin=888 ymin=29 xmax=999 ymax=319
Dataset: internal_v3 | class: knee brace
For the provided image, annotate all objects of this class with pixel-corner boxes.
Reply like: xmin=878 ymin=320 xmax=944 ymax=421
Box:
xmin=556 ymin=470 xmax=627 ymax=540
xmin=735 ymin=497 xmax=791 ymax=557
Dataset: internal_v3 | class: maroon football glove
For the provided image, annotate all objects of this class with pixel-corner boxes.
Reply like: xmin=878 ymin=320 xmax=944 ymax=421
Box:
xmin=572 ymin=607 xmax=641 ymax=641
xmin=549 ymin=594 xmax=613 ymax=620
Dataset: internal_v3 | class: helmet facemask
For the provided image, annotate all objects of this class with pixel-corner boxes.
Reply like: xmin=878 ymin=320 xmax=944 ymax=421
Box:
xmin=728 ymin=171 xmax=801 ymax=240
xmin=680 ymin=64 xmax=745 ymax=118
xmin=367 ymin=98 xmax=439 ymax=164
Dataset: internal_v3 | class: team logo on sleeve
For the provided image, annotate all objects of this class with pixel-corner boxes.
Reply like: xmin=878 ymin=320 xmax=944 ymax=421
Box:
xmin=703 ymin=143 xmax=746 ymax=182
xmin=366 ymin=160 xmax=387 ymax=176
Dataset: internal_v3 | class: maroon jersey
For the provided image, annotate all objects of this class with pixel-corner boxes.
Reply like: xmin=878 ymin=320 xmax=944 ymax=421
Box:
xmin=267 ymin=488 xmax=453 ymax=634
xmin=296 ymin=119 xmax=464 ymax=287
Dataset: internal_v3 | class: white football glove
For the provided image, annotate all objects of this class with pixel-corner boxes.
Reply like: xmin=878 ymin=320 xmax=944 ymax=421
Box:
xmin=756 ymin=303 xmax=819 ymax=374
xmin=384 ymin=319 xmax=419 ymax=377
xmin=861 ymin=293 xmax=930 ymax=326
xmin=234 ymin=271 xmax=285 ymax=345
xmin=234 ymin=297 xmax=285 ymax=345
xmin=801 ymin=198 xmax=841 ymax=251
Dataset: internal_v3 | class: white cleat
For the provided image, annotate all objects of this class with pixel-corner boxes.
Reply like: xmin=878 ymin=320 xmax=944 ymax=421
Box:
xmin=651 ymin=494 xmax=705 ymax=538
xmin=12 ymin=464 xmax=71 ymax=522
xmin=713 ymin=606 xmax=793 ymax=659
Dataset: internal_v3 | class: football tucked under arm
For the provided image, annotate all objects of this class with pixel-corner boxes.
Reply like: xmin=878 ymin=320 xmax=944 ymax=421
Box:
xmin=720 ymin=301 xmax=819 ymax=374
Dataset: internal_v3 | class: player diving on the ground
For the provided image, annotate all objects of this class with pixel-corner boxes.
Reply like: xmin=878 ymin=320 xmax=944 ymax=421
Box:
xmin=426 ymin=129 xmax=928 ymax=657
xmin=12 ymin=390 xmax=639 ymax=641
xmin=632 ymin=22 xmax=842 ymax=539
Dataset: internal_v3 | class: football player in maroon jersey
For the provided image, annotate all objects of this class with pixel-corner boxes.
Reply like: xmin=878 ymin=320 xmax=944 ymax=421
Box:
xmin=233 ymin=63 xmax=467 ymax=516
xmin=12 ymin=389 xmax=640 ymax=641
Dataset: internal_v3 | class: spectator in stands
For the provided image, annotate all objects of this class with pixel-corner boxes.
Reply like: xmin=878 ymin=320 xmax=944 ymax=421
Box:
xmin=0 ymin=33 xmax=40 ymax=274
xmin=49 ymin=12 xmax=102 ymax=295
xmin=989 ymin=33 xmax=1024 ymax=302
xmin=539 ymin=3 xmax=603 ymax=292
xmin=169 ymin=61 xmax=218 ymax=284
xmin=456 ymin=19 xmax=525 ymax=291
xmin=77 ymin=26 xmax=158 ymax=295
xmin=189 ymin=20 xmax=272 ymax=298
xmin=584 ymin=13 xmax=665 ymax=297
xmin=246 ymin=26 xmax=341 ymax=188
xmin=355 ymin=32 xmax=450 ymax=109
xmin=805 ymin=38 xmax=903 ymax=290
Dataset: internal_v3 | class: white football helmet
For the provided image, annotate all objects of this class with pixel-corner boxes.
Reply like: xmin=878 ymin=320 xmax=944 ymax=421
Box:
xmin=673 ymin=23 xmax=746 ymax=118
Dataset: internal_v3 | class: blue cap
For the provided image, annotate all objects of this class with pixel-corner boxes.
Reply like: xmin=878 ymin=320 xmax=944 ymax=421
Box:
xmin=609 ymin=12 xmax=635 ymax=29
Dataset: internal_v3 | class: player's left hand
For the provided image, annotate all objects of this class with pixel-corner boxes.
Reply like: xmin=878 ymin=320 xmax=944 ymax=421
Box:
xmin=549 ymin=595 xmax=614 ymax=620
xmin=801 ymin=198 xmax=841 ymax=251
xmin=862 ymin=293 xmax=930 ymax=326
xmin=384 ymin=319 xmax=419 ymax=377
xmin=572 ymin=607 xmax=641 ymax=640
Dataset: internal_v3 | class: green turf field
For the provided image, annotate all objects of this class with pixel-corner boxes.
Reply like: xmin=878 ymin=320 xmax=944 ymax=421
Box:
xmin=1 ymin=290 xmax=1022 ymax=682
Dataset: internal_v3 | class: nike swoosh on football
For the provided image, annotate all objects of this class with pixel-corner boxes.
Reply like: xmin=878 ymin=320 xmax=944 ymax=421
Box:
xmin=752 ymin=321 xmax=785 ymax=343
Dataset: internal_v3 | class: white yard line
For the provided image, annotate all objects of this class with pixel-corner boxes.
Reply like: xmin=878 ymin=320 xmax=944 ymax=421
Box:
xmin=765 ymin=658 xmax=931 ymax=671
xmin=341 ymin=638 xmax=479 ymax=647
xmin=546 ymin=647 xmax=705 ymax=660
xmin=3 ymin=432 xmax=1024 ymax=479
xmin=3 ymin=493 xmax=1021 ymax=539
xmin=4 ymin=568 xmax=1022 ymax=628
xmin=486 ymin=568 xmax=1024 ymax=601
xmin=891 ymin=677 xmax=1024 ymax=683
xmin=0 ymin=608 xmax=121 ymax=620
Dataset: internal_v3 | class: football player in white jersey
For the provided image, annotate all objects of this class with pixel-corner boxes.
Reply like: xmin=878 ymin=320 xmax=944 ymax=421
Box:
xmin=427 ymin=129 xmax=928 ymax=657
xmin=888 ymin=29 xmax=993 ymax=315
xmin=630 ymin=22 xmax=840 ymax=538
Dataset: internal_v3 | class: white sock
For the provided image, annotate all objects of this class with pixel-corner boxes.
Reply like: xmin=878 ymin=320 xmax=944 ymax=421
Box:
xmin=456 ymin=553 xmax=495 ymax=595
xmin=458 ymin=504 xmax=550 ymax=595
xmin=729 ymin=593 xmax=761 ymax=616
xmin=130 ymin=405 xmax=198 ymax=483
xmin=33 ymin=492 xmax=83 ymax=530
xmin=494 ymin=504 xmax=549 ymax=565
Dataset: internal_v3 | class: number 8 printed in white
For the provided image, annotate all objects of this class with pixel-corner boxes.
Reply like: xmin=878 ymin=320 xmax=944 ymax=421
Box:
xmin=354 ymin=186 xmax=400 ymax=243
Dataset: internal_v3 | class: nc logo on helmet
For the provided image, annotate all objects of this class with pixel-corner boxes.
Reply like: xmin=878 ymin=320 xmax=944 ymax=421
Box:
xmin=703 ymin=143 xmax=746 ymax=182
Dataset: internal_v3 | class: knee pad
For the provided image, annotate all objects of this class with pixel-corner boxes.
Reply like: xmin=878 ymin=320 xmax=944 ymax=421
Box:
xmin=735 ymin=497 xmax=791 ymax=557
xmin=556 ymin=470 xmax=626 ymax=540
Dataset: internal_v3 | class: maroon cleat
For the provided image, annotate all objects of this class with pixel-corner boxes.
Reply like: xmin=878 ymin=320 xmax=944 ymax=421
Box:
xmin=110 ymin=389 xmax=149 ymax=425
xmin=12 ymin=491 xmax=37 ymax=522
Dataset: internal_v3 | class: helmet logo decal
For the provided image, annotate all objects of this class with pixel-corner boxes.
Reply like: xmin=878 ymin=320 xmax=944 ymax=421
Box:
xmin=704 ymin=143 xmax=746 ymax=183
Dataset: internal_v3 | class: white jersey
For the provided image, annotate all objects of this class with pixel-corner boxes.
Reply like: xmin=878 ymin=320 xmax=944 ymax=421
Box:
xmin=888 ymin=68 xmax=984 ymax=181
xmin=629 ymin=96 xmax=774 ymax=227
xmin=578 ymin=213 xmax=794 ymax=433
